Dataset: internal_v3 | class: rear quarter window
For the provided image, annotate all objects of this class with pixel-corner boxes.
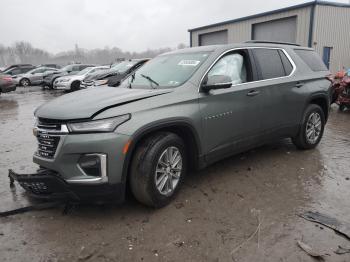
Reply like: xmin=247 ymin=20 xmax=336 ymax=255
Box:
xmin=252 ymin=49 xmax=286 ymax=80
xmin=294 ymin=49 xmax=328 ymax=72
xmin=278 ymin=50 xmax=294 ymax=76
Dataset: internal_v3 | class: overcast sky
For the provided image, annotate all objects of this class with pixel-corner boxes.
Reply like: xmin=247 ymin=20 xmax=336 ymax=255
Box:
xmin=0 ymin=0 xmax=348 ymax=53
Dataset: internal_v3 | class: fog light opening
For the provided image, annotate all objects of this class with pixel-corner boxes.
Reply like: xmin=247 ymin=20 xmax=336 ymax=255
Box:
xmin=78 ymin=154 xmax=107 ymax=178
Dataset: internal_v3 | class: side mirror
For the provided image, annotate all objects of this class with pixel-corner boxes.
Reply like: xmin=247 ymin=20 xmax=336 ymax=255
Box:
xmin=201 ymin=75 xmax=232 ymax=92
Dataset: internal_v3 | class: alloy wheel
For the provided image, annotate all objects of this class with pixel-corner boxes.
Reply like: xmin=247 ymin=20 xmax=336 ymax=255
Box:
xmin=305 ymin=112 xmax=322 ymax=144
xmin=21 ymin=79 xmax=29 ymax=87
xmin=154 ymin=146 xmax=182 ymax=196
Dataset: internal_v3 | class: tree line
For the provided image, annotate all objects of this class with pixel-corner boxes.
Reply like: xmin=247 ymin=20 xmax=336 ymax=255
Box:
xmin=0 ymin=42 xmax=187 ymax=67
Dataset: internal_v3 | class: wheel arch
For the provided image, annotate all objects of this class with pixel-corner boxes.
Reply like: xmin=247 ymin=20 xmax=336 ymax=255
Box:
xmin=121 ymin=119 xmax=202 ymax=184
xmin=70 ymin=80 xmax=81 ymax=90
xmin=307 ymin=94 xmax=330 ymax=121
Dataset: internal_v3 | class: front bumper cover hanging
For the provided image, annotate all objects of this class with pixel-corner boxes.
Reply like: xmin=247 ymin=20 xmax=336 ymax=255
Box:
xmin=8 ymin=169 xmax=79 ymax=200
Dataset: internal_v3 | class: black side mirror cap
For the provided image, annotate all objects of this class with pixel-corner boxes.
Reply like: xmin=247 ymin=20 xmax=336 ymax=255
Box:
xmin=201 ymin=75 xmax=232 ymax=92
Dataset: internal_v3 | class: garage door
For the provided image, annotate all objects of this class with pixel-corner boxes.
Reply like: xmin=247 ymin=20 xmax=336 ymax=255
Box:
xmin=199 ymin=30 xmax=228 ymax=46
xmin=252 ymin=16 xmax=297 ymax=43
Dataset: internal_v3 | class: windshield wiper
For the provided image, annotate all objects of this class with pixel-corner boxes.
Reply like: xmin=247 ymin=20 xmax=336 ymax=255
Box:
xmin=141 ymin=74 xmax=159 ymax=88
xmin=128 ymin=72 xmax=136 ymax=89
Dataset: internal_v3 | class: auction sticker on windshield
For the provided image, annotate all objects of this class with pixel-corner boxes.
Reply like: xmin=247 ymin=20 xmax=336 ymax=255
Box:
xmin=178 ymin=60 xmax=201 ymax=66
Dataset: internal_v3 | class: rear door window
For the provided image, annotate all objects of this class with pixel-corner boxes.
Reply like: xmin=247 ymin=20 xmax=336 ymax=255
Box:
xmin=252 ymin=49 xmax=286 ymax=80
xmin=72 ymin=66 xmax=80 ymax=71
xmin=294 ymin=49 xmax=328 ymax=72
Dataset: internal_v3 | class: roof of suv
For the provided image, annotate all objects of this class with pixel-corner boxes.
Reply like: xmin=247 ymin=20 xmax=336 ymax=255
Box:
xmin=164 ymin=43 xmax=313 ymax=56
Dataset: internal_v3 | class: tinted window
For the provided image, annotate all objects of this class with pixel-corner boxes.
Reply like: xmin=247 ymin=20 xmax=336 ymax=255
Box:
xmin=72 ymin=66 xmax=80 ymax=71
xmin=278 ymin=50 xmax=293 ymax=75
xmin=11 ymin=69 xmax=21 ymax=75
xmin=253 ymin=49 xmax=286 ymax=79
xmin=294 ymin=49 xmax=328 ymax=72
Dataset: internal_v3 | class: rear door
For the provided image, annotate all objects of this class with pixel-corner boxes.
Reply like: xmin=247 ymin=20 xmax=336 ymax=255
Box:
xmin=30 ymin=68 xmax=46 ymax=84
xmin=251 ymin=48 xmax=302 ymax=138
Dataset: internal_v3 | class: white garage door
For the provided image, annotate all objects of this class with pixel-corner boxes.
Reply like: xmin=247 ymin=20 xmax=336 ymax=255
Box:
xmin=252 ymin=16 xmax=297 ymax=43
xmin=199 ymin=30 xmax=228 ymax=46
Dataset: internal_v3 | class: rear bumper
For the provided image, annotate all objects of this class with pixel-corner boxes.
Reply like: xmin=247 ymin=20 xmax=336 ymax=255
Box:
xmin=0 ymin=82 xmax=16 ymax=93
xmin=42 ymin=78 xmax=53 ymax=87
xmin=9 ymin=169 xmax=125 ymax=202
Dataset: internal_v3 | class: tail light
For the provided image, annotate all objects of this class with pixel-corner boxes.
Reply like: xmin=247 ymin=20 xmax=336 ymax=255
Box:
xmin=1 ymin=76 xmax=12 ymax=81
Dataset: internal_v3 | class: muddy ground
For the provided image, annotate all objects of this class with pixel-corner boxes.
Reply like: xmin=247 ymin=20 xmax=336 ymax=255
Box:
xmin=0 ymin=86 xmax=350 ymax=262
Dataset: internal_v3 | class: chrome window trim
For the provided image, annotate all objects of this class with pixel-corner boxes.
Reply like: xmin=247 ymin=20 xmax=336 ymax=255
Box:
xmin=198 ymin=46 xmax=297 ymax=92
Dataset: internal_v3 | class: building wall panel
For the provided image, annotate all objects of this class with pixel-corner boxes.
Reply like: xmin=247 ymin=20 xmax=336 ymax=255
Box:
xmin=191 ymin=7 xmax=312 ymax=47
xmin=313 ymin=5 xmax=350 ymax=72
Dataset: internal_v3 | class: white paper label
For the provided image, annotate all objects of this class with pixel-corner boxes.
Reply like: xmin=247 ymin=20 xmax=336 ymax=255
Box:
xmin=178 ymin=60 xmax=201 ymax=66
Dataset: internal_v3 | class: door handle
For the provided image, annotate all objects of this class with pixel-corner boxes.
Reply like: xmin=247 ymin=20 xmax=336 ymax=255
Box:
xmin=295 ymin=82 xmax=304 ymax=88
xmin=247 ymin=90 xmax=260 ymax=97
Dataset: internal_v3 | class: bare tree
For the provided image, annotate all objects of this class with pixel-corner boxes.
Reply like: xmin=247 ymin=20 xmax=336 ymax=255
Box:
xmin=0 ymin=42 xmax=188 ymax=67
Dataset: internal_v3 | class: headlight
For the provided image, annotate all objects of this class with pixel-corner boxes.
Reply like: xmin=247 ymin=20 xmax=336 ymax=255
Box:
xmin=94 ymin=79 xmax=108 ymax=86
xmin=68 ymin=114 xmax=130 ymax=133
xmin=60 ymin=78 xmax=69 ymax=82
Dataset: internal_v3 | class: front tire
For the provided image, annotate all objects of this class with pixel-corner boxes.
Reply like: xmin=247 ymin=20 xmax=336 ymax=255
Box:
xmin=71 ymin=81 xmax=81 ymax=92
xmin=129 ymin=132 xmax=187 ymax=208
xmin=20 ymin=78 xmax=30 ymax=87
xmin=292 ymin=104 xmax=325 ymax=150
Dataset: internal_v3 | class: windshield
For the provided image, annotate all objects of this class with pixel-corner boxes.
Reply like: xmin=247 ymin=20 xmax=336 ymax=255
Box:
xmin=27 ymin=68 xmax=42 ymax=74
xmin=111 ymin=61 xmax=138 ymax=74
xmin=60 ymin=65 xmax=73 ymax=72
xmin=76 ymin=67 xmax=93 ymax=75
xmin=121 ymin=52 xmax=210 ymax=89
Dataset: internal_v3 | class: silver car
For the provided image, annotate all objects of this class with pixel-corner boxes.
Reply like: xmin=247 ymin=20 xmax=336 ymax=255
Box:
xmin=53 ymin=66 xmax=109 ymax=91
xmin=14 ymin=67 xmax=59 ymax=86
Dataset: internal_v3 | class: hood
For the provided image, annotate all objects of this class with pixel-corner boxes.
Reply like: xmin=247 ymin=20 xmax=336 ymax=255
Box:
xmin=35 ymin=86 xmax=173 ymax=120
xmin=84 ymin=70 xmax=116 ymax=81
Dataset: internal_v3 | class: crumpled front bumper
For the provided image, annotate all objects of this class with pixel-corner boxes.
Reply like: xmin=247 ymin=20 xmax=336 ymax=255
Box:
xmin=9 ymin=169 xmax=125 ymax=202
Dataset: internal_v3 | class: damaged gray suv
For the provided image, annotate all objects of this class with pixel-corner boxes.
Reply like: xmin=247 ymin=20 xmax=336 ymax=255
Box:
xmin=10 ymin=41 xmax=331 ymax=207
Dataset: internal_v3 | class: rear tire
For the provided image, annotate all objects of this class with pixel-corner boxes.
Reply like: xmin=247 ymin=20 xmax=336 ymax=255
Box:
xmin=129 ymin=132 xmax=187 ymax=208
xmin=292 ymin=104 xmax=325 ymax=150
xmin=20 ymin=78 xmax=30 ymax=87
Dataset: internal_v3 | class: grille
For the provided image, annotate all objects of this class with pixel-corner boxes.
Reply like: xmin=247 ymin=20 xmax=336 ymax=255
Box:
xmin=19 ymin=181 xmax=50 ymax=195
xmin=36 ymin=119 xmax=65 ymax=159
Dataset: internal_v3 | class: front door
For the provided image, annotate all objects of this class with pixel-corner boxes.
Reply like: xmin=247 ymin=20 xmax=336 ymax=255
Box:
xmin=199 ymin=50 xmax=263 ymax=162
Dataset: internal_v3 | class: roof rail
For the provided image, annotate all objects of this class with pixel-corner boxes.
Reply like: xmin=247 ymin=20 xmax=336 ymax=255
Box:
xmin=244 ymin=40 xmax=301 ymax=46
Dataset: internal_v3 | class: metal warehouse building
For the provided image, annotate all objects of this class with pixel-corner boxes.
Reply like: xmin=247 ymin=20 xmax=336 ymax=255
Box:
xmin=188 ymin=1 xmax=350 ymax=72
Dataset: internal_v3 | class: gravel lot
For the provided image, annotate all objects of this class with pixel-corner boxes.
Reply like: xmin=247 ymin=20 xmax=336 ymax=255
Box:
xmin=0 ymin=86 xmax=350 ymax=262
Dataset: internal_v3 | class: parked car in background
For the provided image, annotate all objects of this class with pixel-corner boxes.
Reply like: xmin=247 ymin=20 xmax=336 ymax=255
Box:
xmin=38 ymin=64 xmax=61 ymax=69
xmin=11 ymin=43 xmax=331 ymax=207
xmin=42 ymin=64 xmax=95 ymax=89
xmin=2 ymin=64 xmax=35 ymax=76
xmin=53 ymin=66 xmax=109 ymax=91
xmin=13 ymin=67 xmax=60 ymax=86
xmin=80 ymin=59 xmax=149 ymax=88
xmin=0 ymin=74 xmax=16 ymax=95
